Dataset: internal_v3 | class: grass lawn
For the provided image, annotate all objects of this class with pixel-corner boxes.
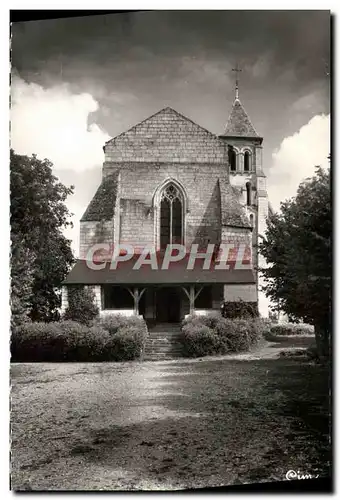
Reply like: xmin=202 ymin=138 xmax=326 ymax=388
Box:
xmin=10 ymin=351 xmax=330 ymax=490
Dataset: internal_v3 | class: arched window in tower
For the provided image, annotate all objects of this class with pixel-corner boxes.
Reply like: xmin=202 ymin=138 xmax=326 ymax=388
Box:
xmin=160 ymin=183 xmax=183 ymax=248
xmin=244 ymin=151 xmax=250 ymax=172
xmin=228 ymin=146 xmax=236 ymax=172
xmin=246 ymin=182 xmax=252 ymax=206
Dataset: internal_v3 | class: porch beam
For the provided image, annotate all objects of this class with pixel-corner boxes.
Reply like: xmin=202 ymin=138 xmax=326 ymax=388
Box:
xmin=194 ymin=286 xmax=203 ymax=301
xmin=181 ymin=286 xmax=190 ymax=300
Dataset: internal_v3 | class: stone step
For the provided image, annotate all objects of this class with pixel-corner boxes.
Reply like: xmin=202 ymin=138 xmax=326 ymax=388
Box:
xmin=148 ymin=331 xmax=182 ymax=335
xmin=144 ymin=324 xmax=183 ymax=359
xmin=148 ymin=335 xmax=181 ymax=342
xmin=149 ymin=328 xmax=182 ymax=332
xmin=149 ymin=325 xmax=181 ymax=331
xmin=147 ymin=337 xmax=182 ymax=342
xmin=144 ymin=347 xmax=183 ymax=353
xmin=149 ymin=331 xmax=181 ymax=335
xmin=145 ymin=342 xmax=181 ymax=349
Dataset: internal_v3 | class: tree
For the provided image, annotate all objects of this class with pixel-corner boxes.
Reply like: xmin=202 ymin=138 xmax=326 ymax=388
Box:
xmin=10 ymin=234 xmax=35 ymax=328
xmin=63 ymin=286 xmax=99 ymax=325
xmin=10 ymin=150 xmax=75 ymax=323
xmin=259 ymin=164 xmax=331 ymax=358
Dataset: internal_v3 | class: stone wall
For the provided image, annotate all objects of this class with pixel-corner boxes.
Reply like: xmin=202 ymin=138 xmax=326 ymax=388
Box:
xmin=223 ymin=284 xmax=257 ymax=302
xmin=117 ymin=162 xmax=224 ymax=249
xmin=104 ymin=107 xmax=227 ymax=166
xmin=79 ymin=220 xmax=114 ymax=259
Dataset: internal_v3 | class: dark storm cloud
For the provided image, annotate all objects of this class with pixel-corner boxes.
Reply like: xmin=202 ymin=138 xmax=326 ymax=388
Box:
xmin=11 ymin=11 xmax=330 ymax=84
xmin=11 ymin=10 xmax=330 ymax=163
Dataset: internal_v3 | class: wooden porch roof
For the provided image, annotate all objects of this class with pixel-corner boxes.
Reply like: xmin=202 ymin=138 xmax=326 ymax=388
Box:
xmin=63 ymin=259 xmax=256 ymax=286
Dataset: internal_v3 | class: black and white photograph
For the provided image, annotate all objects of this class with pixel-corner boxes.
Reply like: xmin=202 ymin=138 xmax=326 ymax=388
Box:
xmin=9 ymin=9 xmax=331 ymax=492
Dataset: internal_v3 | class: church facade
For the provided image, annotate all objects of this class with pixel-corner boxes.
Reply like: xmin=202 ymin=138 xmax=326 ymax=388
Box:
xmin=62 ymin=95 xmax=270 ymax=321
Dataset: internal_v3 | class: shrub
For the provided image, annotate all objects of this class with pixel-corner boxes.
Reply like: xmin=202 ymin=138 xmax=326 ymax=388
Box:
xmin=106 ymin=324 xmax=148 ymax=361
xmin=183 ymin=312 xmax=225 ymax=331
xmin=221 ymin=300 xmax=259 ymax=319
xmin=216 ymin=318 xmax=255 ymax=352
xmin=63 ymin=286 xmax=99 ymax=325
xmin=11 ymin=321 xmax=66 ymax=361
xmin=99 ymin=315 xmax=148 ymax=361
xmin=180 ymin=315 xmax=264 ymax=357
xmin=270 ymin=323 xmax=314 ymax=337
xmin=181 ymin=323 xmax=224 ymax=358
xmin=11 ymin=316 xmax=149 ymax=362
xmin=58 ymin=320 xmax=110 ymax=361
xmin=99 ymin=314 xmax=146 ymax=335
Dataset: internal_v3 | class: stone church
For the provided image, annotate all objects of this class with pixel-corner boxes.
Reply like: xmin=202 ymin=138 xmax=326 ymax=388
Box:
xmin=62 ymin=90 xmax=270 ymax=322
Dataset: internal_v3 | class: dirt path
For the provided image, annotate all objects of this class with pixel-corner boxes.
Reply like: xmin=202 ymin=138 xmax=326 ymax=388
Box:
xmin=11 ymin=337 xmax=328 ymax=491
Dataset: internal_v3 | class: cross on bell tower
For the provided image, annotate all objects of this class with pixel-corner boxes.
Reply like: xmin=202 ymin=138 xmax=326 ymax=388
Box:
xmin=232 ymin=64 xmax=242 ymax=100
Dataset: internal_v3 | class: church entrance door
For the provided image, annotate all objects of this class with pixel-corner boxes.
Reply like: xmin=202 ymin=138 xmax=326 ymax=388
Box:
xmin=156 ymin=287 xmax=181 ymax=323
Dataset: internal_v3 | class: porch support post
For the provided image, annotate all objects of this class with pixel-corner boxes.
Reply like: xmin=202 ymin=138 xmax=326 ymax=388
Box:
xmin=127 ymin=287 xmax=147 ymax=315
xmin=189 ymin=285 xmax=195 ymax=315
xmin=133 ymin=287 xmax=139 ymax=315
xmin=181 ymin=285 xmax=196 ymax=315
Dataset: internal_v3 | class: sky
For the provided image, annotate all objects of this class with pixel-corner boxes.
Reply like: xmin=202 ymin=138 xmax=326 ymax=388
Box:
xmin=10 ymin=10 xmax=331 ymax=255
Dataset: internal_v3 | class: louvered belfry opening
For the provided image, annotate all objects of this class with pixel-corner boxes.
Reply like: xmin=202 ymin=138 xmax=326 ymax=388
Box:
xmin=228 ymin=146 xmax=236 ymax=171
xmin=160 ymin=183 xmax=183 ymax=248
xmin=244 ymin=151 xmax=250 ymax=172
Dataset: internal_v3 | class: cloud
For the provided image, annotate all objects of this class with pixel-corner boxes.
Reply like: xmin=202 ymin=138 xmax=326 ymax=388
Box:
xmin=11 ymin=76 xmax=110 ymax=256
xmin=245 ymin=52 xmax=272 ymax=79
xmin=10 ymin=76 xmax=110 ymax=171
xmin=267 ymin=114 xmax=330 ymax=211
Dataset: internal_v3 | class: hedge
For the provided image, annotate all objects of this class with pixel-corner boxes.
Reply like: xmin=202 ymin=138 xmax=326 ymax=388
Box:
xmin=221 ymin=301 xmax=259 ymax=319
xmin=180 ymin=313 xmax=266 ymax=358
xmin=269 ymin=323 xmax=314 ymax=337
xmin=11 ymin=316 xmax=148 ymax=362
xmin=99 ymin=314 xmax=146 ymax=335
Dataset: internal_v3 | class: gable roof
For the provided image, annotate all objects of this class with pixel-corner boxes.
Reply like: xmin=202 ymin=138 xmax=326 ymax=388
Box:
xmin=104 ymin=107 xmax=227 ymax=164
xmin=81 ymin=172 xmax=119 ymax=222
xmin=105 ymin=107 xmax=220 ymax=146
xmin=222 ymin=98 xmax=259 ymax=138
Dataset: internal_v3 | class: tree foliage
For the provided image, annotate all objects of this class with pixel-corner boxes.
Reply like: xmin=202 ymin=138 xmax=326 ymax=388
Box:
xmin=63 ymin=286 xmax=99 ymax=325
xmin=10 ymin=150 xmax=75 ymax=324
xmin=259 ymin=164 xmax=331 ymax=356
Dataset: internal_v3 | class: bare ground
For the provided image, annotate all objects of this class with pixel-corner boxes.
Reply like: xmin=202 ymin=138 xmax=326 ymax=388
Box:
xmin=10 ymin=337 xmax=330 ymax=491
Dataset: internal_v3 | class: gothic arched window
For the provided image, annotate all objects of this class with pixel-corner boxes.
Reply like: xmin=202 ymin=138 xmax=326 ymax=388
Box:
xmin=244 ymin=151 xmax=250 ymax=172
xmin=228 ymin=146 xmax=236 ymax=172
xmin=246 ymin=182 xmax=252 ymax=206
xmin=160 ymin=183 xmax=183 ymax=248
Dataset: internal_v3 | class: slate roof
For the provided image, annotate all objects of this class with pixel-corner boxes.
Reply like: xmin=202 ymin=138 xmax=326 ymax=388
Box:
xmin=219 ymin=178 xmax=252 ymax=229
xmin=104 ymin=107 xmax=222 ymax=146
xmin=80 ymin=172 xmax=119 ymax=222
xmin=222 ymin=98 xmax=259 ymax=138
xmin=63 ymin=258 xmax=255 ymax=285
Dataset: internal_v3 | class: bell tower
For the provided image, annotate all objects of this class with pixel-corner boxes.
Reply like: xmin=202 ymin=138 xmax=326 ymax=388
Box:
xmin=218 ymin=70 xmax=270 ymax=317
